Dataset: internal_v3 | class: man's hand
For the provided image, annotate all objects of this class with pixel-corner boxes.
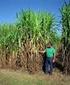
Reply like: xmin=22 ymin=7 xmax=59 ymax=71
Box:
xmin=53 ymin=57 xmax=57 ymax=63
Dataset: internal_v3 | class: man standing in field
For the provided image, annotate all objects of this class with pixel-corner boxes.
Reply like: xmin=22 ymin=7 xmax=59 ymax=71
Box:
xmin=39 ymin=42 xmax=56 ymax=75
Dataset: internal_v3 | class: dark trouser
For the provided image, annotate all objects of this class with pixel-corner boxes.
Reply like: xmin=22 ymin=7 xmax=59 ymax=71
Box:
xmin=45 ymin=57 xmax=53 ymax=74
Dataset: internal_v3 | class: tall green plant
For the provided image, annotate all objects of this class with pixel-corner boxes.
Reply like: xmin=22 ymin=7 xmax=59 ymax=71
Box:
xmin=60 ymin=1 xmax=70 ymax=74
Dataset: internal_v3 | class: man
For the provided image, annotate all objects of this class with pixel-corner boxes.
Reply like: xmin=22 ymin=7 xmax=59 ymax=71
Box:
xmin=39 ymin=42 xmax=56 ymax=75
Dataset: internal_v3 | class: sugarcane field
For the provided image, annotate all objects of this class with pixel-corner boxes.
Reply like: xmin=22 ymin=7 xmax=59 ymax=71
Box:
xmin=0 ymin=0 xmax=70 ymax=85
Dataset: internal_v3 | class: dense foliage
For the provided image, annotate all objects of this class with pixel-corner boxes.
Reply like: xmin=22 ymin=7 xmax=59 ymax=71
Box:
xmin=0 ymin=10 xmax=60 ymax=72
xmin=61 ymin=2 xmax=70 ymax=74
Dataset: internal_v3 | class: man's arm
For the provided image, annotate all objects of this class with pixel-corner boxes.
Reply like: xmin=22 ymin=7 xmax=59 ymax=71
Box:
xmin=53 ymin=48 xmax=56 ymax=62
xmin=39 ymin=50 xmax=45 ymax=54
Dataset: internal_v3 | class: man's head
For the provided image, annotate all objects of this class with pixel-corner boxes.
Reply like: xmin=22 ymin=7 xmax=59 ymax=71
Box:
xmin=47 ymin=41 xmax=52 ymax=48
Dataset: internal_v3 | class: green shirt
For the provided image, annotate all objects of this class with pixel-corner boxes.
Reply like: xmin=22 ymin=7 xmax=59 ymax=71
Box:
xmin=45 ymin=47 xmax=56 ymax=58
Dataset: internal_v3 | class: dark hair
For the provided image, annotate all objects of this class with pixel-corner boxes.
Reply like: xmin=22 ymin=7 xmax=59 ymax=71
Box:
xmin=48 ymin=41 xmax=52 ymax=45
xmin=47 ymin=41 xmax=52 ymax=47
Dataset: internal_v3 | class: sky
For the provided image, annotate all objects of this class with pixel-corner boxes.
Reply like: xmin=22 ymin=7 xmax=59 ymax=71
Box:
xmin=0 ymin=0 xmax=69 ymax=24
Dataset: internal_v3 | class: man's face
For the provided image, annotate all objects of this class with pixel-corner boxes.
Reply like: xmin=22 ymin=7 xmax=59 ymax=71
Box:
xmin=47 ymin=43 xmax=51 ymax=48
